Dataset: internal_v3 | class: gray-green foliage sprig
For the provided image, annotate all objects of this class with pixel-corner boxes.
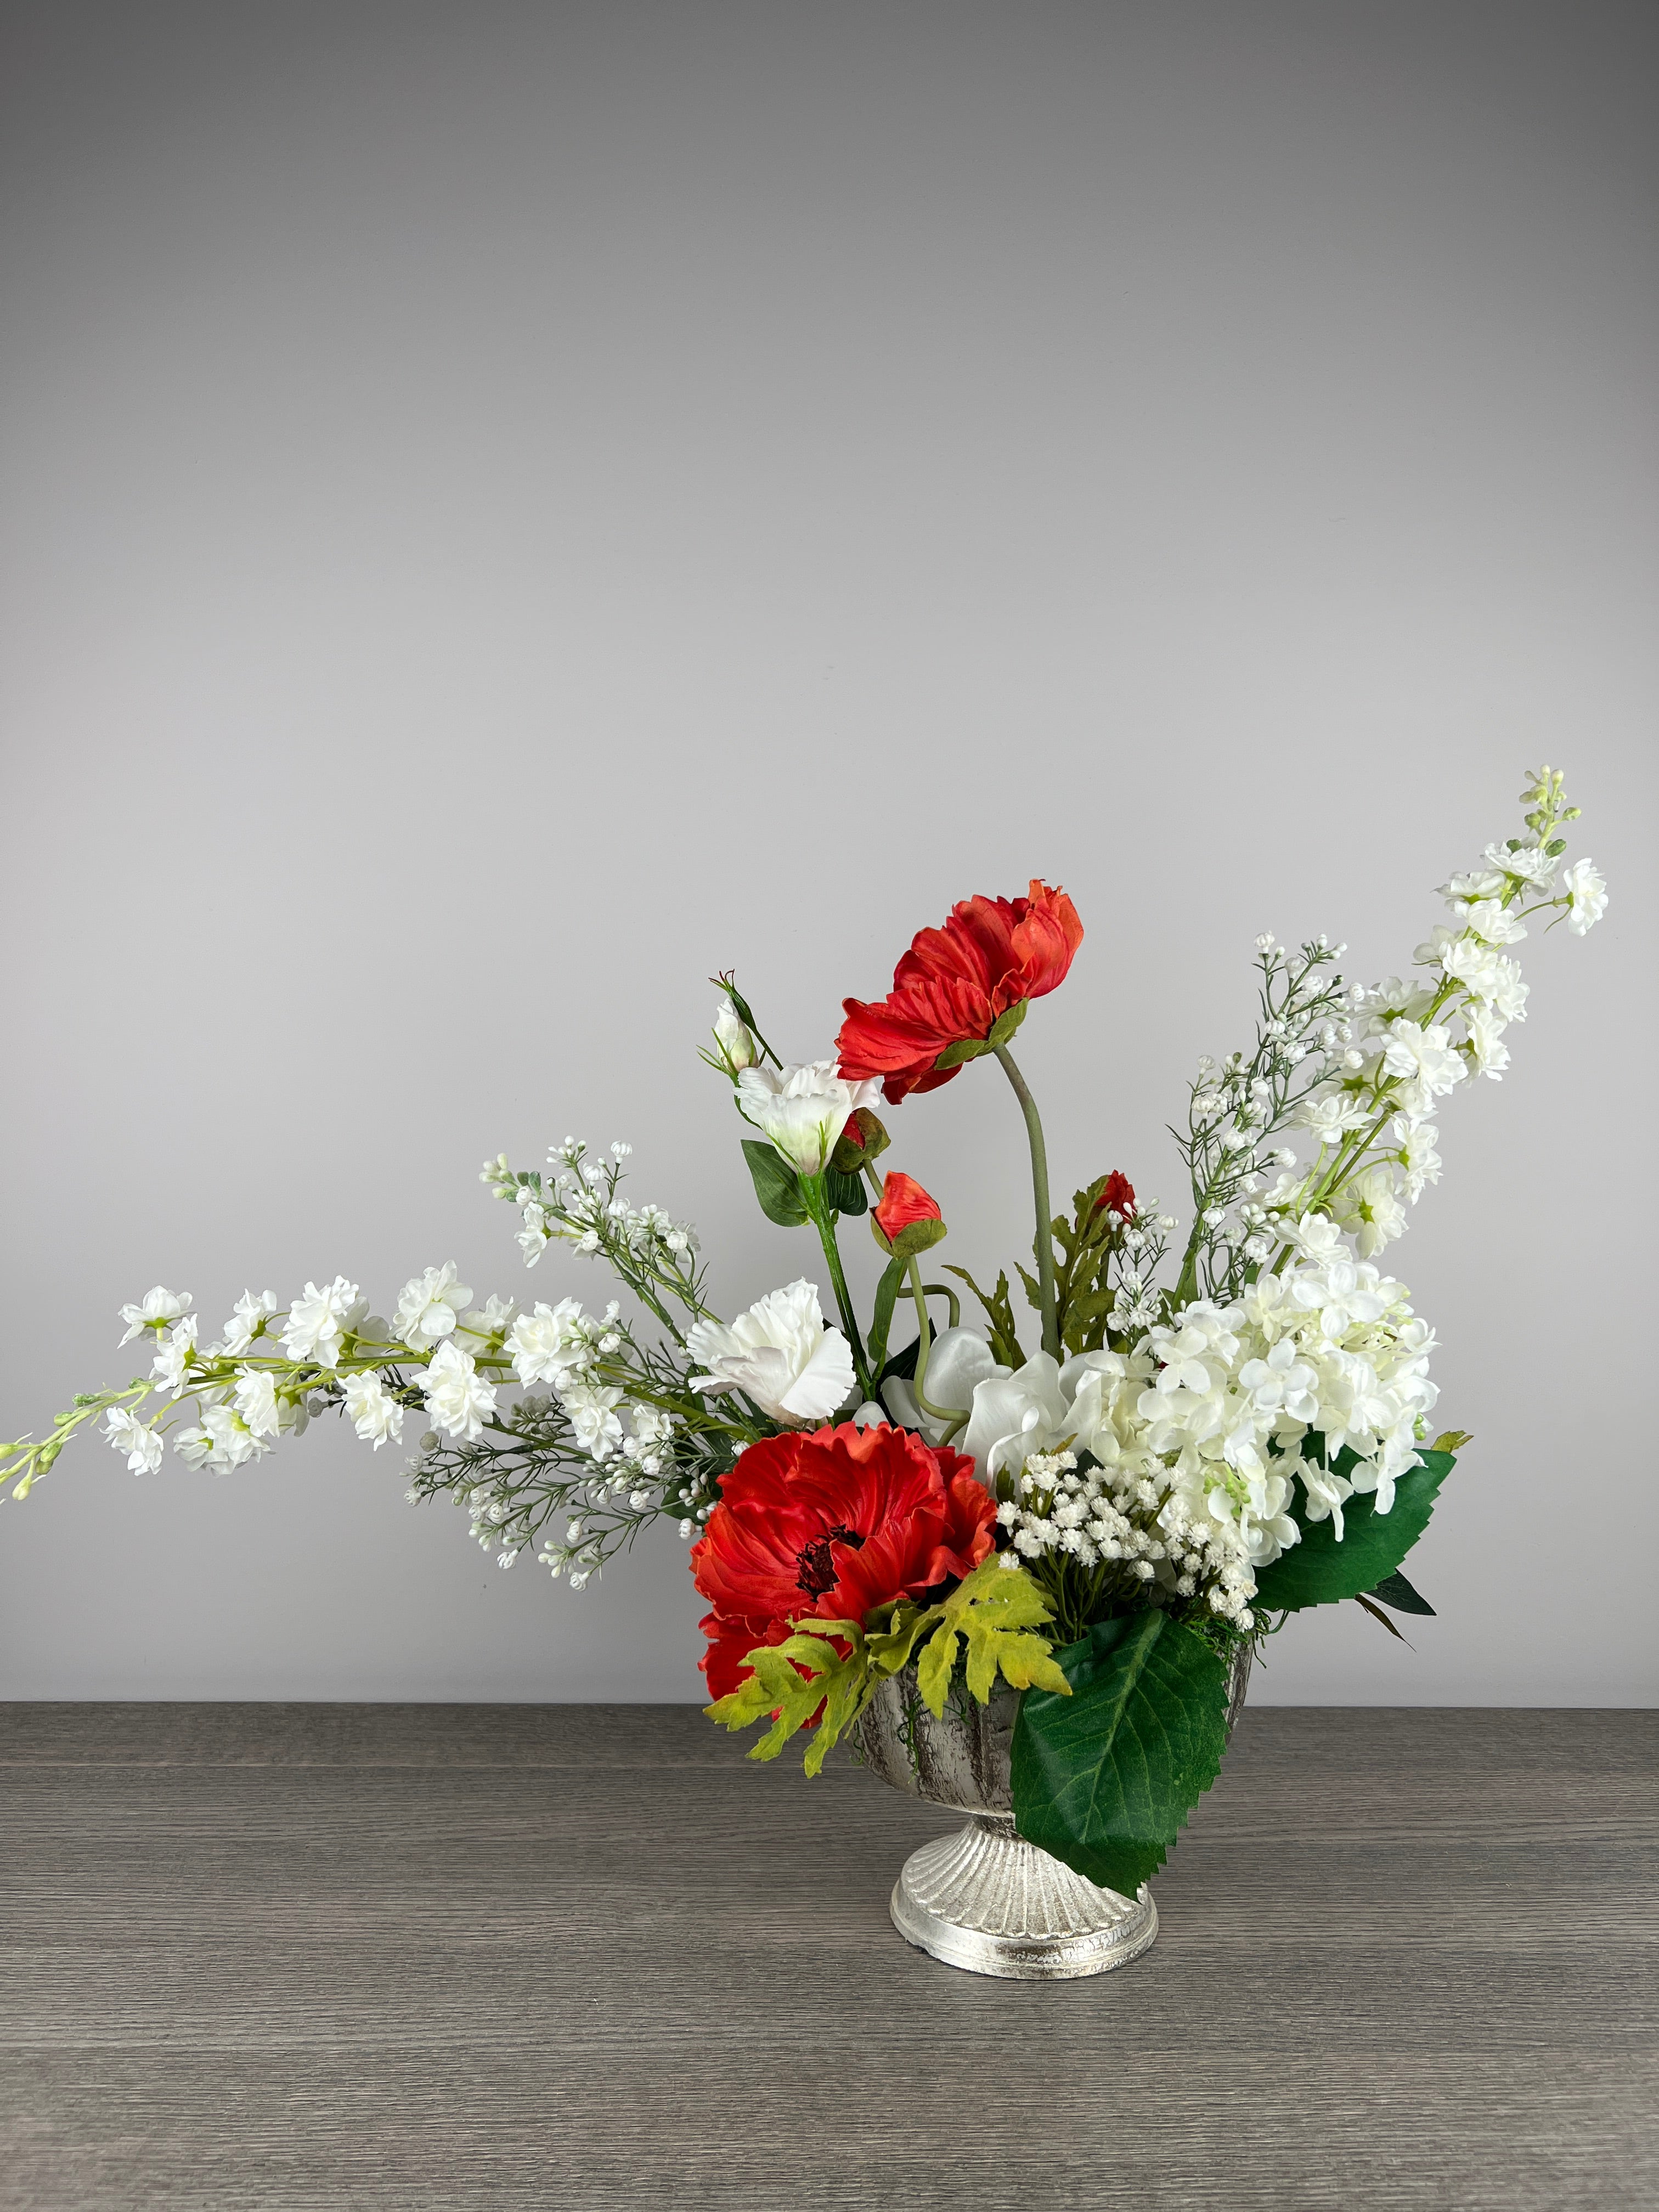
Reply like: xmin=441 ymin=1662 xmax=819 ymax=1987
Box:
xmin=1169 ymin=937 xmax=1350 ymax=1309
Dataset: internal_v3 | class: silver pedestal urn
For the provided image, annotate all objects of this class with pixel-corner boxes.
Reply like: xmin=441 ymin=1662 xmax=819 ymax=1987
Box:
xmin=853 ymin=1644 xmax=1251 ymax=1980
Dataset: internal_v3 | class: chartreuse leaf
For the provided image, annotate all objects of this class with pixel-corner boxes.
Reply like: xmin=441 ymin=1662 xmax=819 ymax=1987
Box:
xmin=740 ymin=1138 xmax=809 ymax=1228
xmin=1252 ymin=1449 xmax=1457 ymax=1616
xmin=913 ymin=1558 xmax=1071 ymax=1714
xmin=704 ymin=1564 xmax=1069 ymax=1775
xmin=1010 ymin=1611 xmax=1231 ymax=1897
xmin=705 ymin=1631 xmax=871 ymax=1775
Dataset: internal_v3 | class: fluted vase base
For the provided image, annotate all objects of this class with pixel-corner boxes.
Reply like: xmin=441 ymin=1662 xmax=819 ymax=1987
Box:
xmin=889 ymin=1812 xmax=1158 ymax=1980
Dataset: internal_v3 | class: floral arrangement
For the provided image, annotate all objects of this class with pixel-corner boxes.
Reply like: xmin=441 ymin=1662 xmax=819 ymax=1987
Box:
xmin=2 ymin=769 xmax=1607 ymax=1898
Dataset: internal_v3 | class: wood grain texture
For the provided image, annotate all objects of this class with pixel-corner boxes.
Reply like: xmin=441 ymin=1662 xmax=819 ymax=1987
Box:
xmin=1 ymin=1705 xmax=1654 ymax=2210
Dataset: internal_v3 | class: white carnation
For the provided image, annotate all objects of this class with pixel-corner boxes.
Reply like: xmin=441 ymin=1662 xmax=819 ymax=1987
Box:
xmin=686 ymin=1280 xmax=855 ymax=1425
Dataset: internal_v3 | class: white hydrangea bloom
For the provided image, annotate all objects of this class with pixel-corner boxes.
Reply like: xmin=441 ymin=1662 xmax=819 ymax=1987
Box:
xmin=686 ymin=1279 xmax=854 ymax=1425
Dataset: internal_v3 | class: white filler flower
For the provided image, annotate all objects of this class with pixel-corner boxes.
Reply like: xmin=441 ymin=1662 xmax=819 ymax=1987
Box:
xmin=686 ymin=1280 xmax=855 ymax=1425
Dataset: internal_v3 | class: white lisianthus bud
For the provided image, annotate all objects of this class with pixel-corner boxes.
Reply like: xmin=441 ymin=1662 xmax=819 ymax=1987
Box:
xmin=736 ymin=1060 xmax=882 ymax=1179
xmin=711 ymin=996 xmax=758 ymax=1074
xmin=686 ymin=1280 xmax=855 ymax=1424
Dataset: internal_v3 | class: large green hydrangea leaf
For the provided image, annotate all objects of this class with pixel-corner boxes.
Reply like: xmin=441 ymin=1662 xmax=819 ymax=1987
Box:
xmin=1253 ymin=1448 xmax=1456 ymax=1615
xmin=1010 ymin=1611 xmax=1231 ymax=1898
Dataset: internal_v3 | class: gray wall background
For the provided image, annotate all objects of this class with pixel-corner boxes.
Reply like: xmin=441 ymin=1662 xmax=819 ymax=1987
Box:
xmin=1 ymin=0 xmax=1652 ymax=1703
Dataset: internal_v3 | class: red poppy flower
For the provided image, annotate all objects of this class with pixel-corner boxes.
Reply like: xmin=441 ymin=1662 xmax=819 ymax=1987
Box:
xmin=1094 ymin=1171 xmax=1137 ymax=1220
xmin=836 ymin=880 xmax=1084 ymax=1103
xmin=692 ymin=1421 xmax=996 ymax=1699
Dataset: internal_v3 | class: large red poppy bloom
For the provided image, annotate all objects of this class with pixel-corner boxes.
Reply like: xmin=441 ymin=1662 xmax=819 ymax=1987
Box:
xmin=692 ymin=1421 xmax=996 ymax=1700
xmin=836 ymin=879 xmax=1084 ymax=1103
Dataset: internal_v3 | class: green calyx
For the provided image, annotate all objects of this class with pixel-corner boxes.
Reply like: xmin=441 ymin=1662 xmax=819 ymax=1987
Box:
xmin=933 ymin=997 xmax=1028 ymax=1072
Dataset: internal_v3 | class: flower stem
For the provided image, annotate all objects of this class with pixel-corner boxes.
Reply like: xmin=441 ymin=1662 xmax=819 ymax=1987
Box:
xmin=993 ymin=1042 xmax=1060 ymax=1359
xmin=802 ymin=1178 xmax=874 ymax=1401
xmin=907 ymin=1259 xmax=969 ymax=1439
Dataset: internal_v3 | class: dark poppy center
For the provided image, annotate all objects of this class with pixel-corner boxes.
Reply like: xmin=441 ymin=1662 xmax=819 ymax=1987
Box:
xmin=795 ymin=1523 xmax=865 ymax=1599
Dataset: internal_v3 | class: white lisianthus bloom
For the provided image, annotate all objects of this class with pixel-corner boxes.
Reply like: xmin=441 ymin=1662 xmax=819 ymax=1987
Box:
xmin=1561 ymin=857 xmax=1608 ymax=936
xmin=343 ymin=1371 xmax=404 ymax=1450
xmin=394 ymin=1263 xmax=473 ymax=1350
xmin=222 ymin=1289 xmax=279 ymax=1355
xmin=686 ymin=1280 xmax=855 ymax=1425
xmin=882 ymin=1328 xmax=1008 ymax=1442
xmin=233 ymin=1369 xmax=283 ymax=1440
xmin=711 ymin=996 xmax=758 ymax=1073
xmin=735 ymin=1060 xmax=882 ymax=1179
xmin=961 ymin=1353 xmax=1072 ymax=1483
xmin=104 ymin=1407 xmax=163 ymax=1475
xmin=283 ymin=1278 xmax=364 ymax=1368
xmin=151 ymin=1316 xmax=199 ymax=1396
xmin=421 ymin=1340 xmax=497 ymax=1442
xmin=118 ymin=1287 xmax=192 ymax=1346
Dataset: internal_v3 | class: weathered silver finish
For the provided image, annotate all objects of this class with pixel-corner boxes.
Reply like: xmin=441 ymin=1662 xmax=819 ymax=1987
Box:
xmin=854 ymin=1640 xmax=1253 ymax=1979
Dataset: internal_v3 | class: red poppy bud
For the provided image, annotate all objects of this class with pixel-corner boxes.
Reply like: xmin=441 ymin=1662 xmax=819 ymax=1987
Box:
xmin=871 ymin=1171 xmax=947 ymax=1261
xmin=1094 ymin=1171 xmax=1137 ymax=1220
xmin=831 ymin=1107 xmax=890 ymax=1177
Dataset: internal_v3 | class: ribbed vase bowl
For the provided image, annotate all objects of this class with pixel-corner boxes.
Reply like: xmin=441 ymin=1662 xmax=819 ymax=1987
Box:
xmin=852 ymin=1645 xmax=1251 ymax=1980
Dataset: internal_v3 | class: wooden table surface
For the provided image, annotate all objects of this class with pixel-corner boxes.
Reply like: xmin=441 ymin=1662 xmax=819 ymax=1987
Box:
xmin=0 ymin=1703 xmax=1653 ymax=2210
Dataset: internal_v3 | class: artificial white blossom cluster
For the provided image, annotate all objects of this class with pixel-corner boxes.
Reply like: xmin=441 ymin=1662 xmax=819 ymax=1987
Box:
xmin=1170 ymin=769 xmax=1607 ymax=1313
xmin=995 ymin=1449 xmax=1259 ymax=1629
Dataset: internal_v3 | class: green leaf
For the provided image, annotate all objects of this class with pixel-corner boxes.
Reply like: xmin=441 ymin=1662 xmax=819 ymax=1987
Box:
xmin=866 ymin=1255 xmax=907 ymax=1374
xmin=1367 ymin=1569 xmax=1435 ymax=1617
xmin=704 ymin=1630 xmax=873 ymax=1776
xmin=1010 ymin=1611 xmax=1231 ymax=1896
xmin=912 ymin=1558 xmax=1071 ymax=1714
xmin=740 ymin=1138 xmax=809 ymax=1228
xmin=1252 ymin=1450 xmax=1456 ymax=1615
xmin=822 ymin=1165 xmax=868 ymax=1217
xmin=941 ymin=1264 xmax=1026 ymax=1370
